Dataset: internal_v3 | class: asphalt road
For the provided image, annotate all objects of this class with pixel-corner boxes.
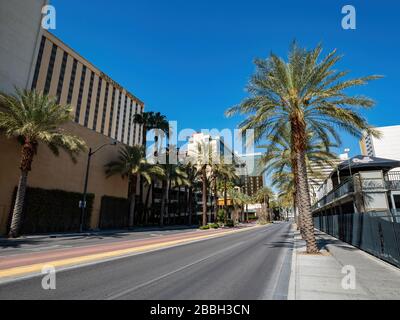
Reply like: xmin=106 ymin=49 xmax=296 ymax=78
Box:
xmin=0 ymin=223 xmax=293 ymax=300
xmin=0 ymin=226 xmax=199 ymax=257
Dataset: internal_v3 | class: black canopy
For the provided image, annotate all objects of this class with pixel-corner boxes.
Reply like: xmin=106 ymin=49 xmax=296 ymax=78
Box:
xmin=336 ymin=155 xmax=400 ymax=176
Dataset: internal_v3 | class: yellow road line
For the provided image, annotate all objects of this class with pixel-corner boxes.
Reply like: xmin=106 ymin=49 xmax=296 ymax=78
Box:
xmin=0 ymin=225 xmax=261 ymax=280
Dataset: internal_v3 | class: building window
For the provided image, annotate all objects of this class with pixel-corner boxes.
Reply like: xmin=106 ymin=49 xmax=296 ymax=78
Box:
xmin=74 ymin=65 xmax=87 ymax=123
xmin=67 ymin=59 xmax=78 ymax=104
xmin=92 ymin=77 xmax=103 ymax=130
xmin=108 ymin=87 xmax=116 ymax=137
xmin=101 ymin=82 xmax=109 ymax=134
xmin=114 ymin=91 xmax=122 ymax=138
xmin=84 ymin=71 xmax=95 ymax=127
xmin=56 ymin=51 xmax=68 ymax=103
xmin=43 ymin=44 xmax=58 ymax=95
xmin=127 ymin=100 xmax=133 ymax=146
xmin=133 ymin=103 xmax=138 ymax=144
xmin=121 ymin=95 xmax=128 ymax=143
xmin=31 ymin=36 xmax=46 ymax=90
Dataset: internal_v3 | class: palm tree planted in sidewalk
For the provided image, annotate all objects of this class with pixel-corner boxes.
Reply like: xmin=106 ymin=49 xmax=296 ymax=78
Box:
xmin=0 ymin=89 xmax=87 ymax=238
xmin=261 ymin=125 xmax=338 ymax=232
xmin=226 ymin=43 xmax=382 ymax=253
xmin=105 ymin=145 xmax=164 ymax=227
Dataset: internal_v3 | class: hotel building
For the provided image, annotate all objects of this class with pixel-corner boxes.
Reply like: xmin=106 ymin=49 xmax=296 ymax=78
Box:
xmin=0 ymin=0 xmax=145 ymax=234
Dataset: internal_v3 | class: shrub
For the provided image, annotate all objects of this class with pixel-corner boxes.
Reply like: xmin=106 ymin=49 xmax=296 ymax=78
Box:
xmin=11 ymin=187 xmax=94 ymax=235
xmin=225 ymin=219 xmax=235 ymax=228
xmin=199 ymin=225 xmax=210 ymax=230
xmin=99 ymin=196 xmax=130 ymax=230
xmin=217 ymin=209 xmax=226 ymax=223
xmin=209 ymin=223 xmax=219 ymax=229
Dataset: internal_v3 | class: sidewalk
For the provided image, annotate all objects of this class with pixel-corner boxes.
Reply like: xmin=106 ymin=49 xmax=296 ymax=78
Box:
xmin=288 ymin=228 xmax=400 ymax=300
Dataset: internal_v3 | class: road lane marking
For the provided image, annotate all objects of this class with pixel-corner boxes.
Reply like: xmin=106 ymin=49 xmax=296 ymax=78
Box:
xmin=0 ymin=226 xmax=262 ymax=282
xmin=106 ymin=241 xmax=245 ymax=300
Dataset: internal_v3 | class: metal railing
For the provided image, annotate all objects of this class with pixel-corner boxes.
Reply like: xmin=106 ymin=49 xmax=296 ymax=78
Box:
xmin=386 ymin=171 xmax=400 ymax=191
xmin=313 ymin=172 xmax=400 ymax=211
xmin=312 ymin=177 xmax=354 ymax=211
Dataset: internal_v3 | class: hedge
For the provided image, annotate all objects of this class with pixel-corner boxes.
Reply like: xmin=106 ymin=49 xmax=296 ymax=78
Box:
xmin=99 ymin=196 xmax=130 ymax=230
xmin=10 ymin=187 xmax=94 ymax=235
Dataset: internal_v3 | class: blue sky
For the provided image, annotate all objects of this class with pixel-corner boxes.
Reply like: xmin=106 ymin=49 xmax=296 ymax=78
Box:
xmin=51 ymin=0 xmax=400 ymax=157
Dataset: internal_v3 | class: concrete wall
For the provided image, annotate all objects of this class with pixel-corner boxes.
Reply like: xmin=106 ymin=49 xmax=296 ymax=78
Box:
xmin=0 ymin=0 xmax=47 ymax=93
xmin=0 ymin=122 xmax=129 ymax=235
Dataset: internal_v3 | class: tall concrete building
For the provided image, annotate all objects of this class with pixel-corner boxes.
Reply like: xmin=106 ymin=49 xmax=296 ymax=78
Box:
xmin=360 ymin=125 xmax=400 ymax=161
xmin=0 ymin=0 xmax=145 ymax=234
xmin=0 ymin=0 xmax=48 ymax=93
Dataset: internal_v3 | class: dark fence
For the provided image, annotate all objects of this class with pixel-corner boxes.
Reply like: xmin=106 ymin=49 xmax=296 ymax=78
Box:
xmin=9 ymin=187 xmax=94 ymax=235
xmin=99 ymin=196 xmax=130 ymax=230
xmin=314 ymin=211 xmax=400 ymax=268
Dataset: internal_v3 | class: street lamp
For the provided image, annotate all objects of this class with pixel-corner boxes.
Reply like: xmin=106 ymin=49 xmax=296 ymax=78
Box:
xmin=79 ymin=140 xmax=119 ymax=233
xmin=344 ymin=148 xmax=353 ymax=179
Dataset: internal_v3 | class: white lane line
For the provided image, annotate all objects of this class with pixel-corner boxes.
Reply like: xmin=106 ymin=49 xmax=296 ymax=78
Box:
xmin=106 ymin=241 xmax=245 ymax=300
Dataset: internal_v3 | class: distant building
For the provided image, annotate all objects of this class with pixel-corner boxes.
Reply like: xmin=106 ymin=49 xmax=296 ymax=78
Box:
xmin=360 ymin=125 xmax=400 ymax=162
xmin=238 ymin=153 xmax=265 ymax=197
xmin=186 ymin=133 xmax=243 ymax=168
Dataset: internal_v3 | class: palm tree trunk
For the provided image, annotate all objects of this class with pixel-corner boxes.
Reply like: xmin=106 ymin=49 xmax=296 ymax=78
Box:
xmin=296 ymin=150 xmax=318 ymax=253
xmin=129 ymin=194 xmax=136 ymax=228
xmin=224 ymin=178 xmax=228 ymax=224
xmin=160 ymin=180 xmax=168 ymax=227
xmin=9 ymin=140 xmax=36 ymax=238
xmin=9 ymin=170 xmax=28 ymax=238
xmin=188 ymin=187 xmax=193 ymax=225
xmin=291 ymin=115 xmax=318 ymax=253
xmin=167 ymin=179 xmax=171 ymax=225
xmin=213 ymin=178 xmax=218 ymax=222
xmin=144 ymin=183 xmax=151 ymax=225
xmin=202 ymin=168 xmax=207 ymax=226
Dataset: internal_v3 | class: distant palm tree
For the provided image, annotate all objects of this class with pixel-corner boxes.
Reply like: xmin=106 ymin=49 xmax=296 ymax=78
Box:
xmin=0 ymin=89 xmax=87 ymax=238
xmin=254 ymin=187 xmax=274 ymax=221
xmin=105 ymin=145 xmax=164 ymax=227
xmin=182 ymin=162 xmax=200 ymax=225
xmin=226 ymin=43 xmax=381 ymax=253
xmin=219 ymin=163 xmax=239 ymax=221
xmin=189 ymin=141 xmax=216 ymax=226
xmin=133 ymin=111 xmax=169 ymax=149
xmin=159 ymin=163 xmax=188 ymax=226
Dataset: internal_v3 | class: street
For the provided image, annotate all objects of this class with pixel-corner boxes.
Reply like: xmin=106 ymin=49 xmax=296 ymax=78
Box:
xmin=0 ymin=223 xmax=293 ymax=300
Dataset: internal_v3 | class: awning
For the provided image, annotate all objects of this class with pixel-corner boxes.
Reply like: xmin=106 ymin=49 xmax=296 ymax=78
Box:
xmin=335 ymin=155 xmax=400 ymax=176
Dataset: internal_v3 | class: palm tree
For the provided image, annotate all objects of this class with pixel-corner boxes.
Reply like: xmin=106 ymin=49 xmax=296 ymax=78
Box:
xmin=219 ymin=163 xmax=239 ymax=222
xmin=254 ymin=187 xmax=274 ymax=221
xmin=159 ymin=163 xmax=188 ymax=226
xmin=133 ymin=111 xmax=169 ymax=223
xmin=133 ymin=111 xmax=169 ymax=149
xmin=105 ymin=145 xmax=164 ymax=227
xmin=182 ymin=162 xmax=200 ymax=225
xmin=0 ymin=89 xmax=87 ymax=238
xmin=226 ymin=43 xmax=381 ymax=253
xmin=188 ymin=141 xmax=216 ymax=226
xmin=261 ymin=125 xmax=338 ymax=231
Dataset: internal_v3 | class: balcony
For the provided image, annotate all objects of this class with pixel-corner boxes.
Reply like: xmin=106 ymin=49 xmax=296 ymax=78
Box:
xmin=312 ymin=171 xmax=400 ymax=212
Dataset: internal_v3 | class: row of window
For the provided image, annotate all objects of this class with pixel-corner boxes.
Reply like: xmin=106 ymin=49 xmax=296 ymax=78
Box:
xmin=31 ymin=36 xmax=143 ymax=146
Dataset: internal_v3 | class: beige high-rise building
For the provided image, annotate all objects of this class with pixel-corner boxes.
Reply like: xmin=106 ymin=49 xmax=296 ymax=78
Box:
xmin=0 ymin=0 xmax=146 ymax=235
